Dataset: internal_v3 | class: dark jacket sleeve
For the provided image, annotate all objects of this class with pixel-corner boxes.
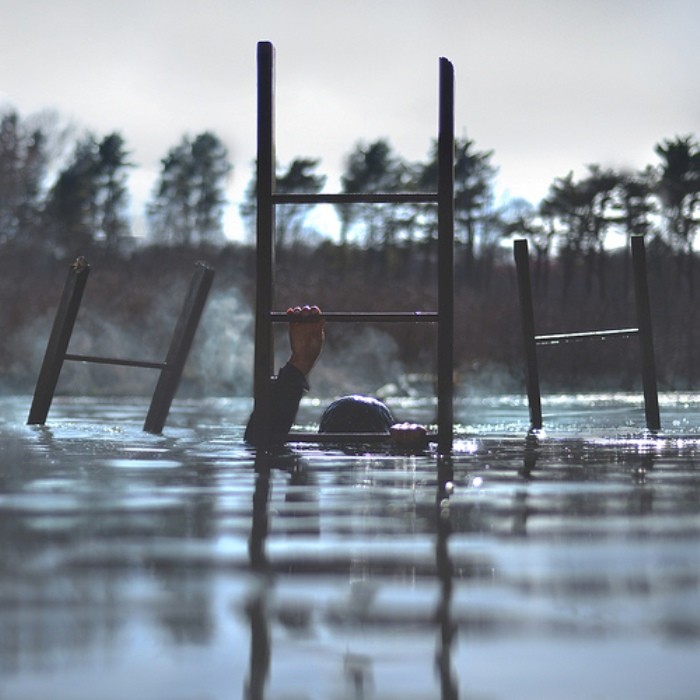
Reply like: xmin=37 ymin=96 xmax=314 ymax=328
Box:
xmin=244 ymin=362 xmax=309 ymax=445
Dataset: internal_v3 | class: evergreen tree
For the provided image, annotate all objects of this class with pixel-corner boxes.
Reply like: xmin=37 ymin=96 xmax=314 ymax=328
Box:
xmin=44 ymin=136 xmax=101 ymax=251
xmin=541 ymin=166 xmax=620 ymax=296
xmin=502 ymin=198 xmax=554 ymax=292
xmin=148 ymin=131 xmax=231 ymax=246
xmin=44 ymin=131 xmax=131 ymax=252
xmin=337 ymin=139 xmax=410 ymax=247
xmin=240 ymin=157 xmax=326 ymax=247
xmin=95 ymin=133 xmax=131 ymax=249
xmin=415 ymin=136 xmax=497 ymax=275
xmin=615 ymin=167 xmax=657 ymax=241
xmin=276 ymin=158 xmax=326 ymax=245
xmin=0 ymin=110 xmax=49 ymax=244
xmin=655 ymin=135 xmax=700 ymax=253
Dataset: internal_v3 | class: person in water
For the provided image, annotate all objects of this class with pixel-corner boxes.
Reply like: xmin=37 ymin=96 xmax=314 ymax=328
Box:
xmin=244 ymin=305 xmax=427 ymax=448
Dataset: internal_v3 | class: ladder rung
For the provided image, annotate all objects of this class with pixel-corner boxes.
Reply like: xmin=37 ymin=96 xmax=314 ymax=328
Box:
xmin=285 ymin=431 xmax=438 ymax=444
xmin=270 ymin=311 xmax=439 ymax=323
xmin=535 ymin=328 xmax=639 ymax=346
xmin=64 ymin=353 xmax=167 ymax=370
xmin=271 ymin=192 xmax=439 ymax=205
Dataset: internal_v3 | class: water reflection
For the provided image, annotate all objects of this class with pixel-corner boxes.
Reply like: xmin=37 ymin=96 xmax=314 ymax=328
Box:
xmin=435 ymin=456 xmax=458 ymax=699
xmin=1 ymin=396 xmax=699 ymax=698
xmin=244 ymin=451 xmax=461 ymax=699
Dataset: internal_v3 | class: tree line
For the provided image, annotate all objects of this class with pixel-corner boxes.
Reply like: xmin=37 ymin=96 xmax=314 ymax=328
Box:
xmin=0 ymin=109 xmax=232 ymax=253
xmin=3 ymin=106 xmax=700 ymax=396
xmin=2 ymin=107 xmax=698 ymax=268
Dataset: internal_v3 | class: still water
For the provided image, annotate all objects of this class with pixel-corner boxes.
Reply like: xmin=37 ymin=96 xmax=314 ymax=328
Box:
xmin=0 ymin=393 xmax=699 ymax=700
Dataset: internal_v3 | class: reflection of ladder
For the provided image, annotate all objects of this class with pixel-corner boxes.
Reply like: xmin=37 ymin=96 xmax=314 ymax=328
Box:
xmin=514 ymin=235 xmax=660 ymax=431
xmin=254 ymin=41 xmax=455 ymax=452
xmin=27 ymin=257 xmax=214 ymax=433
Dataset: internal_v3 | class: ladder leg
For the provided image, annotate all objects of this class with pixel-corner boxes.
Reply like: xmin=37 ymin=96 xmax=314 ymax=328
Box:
xmin=143 ymin=262 xmax=215 ymax=433
xmin=253 ymin=40 xmax=276 ymax=446
xmin=514 ymin=240 xmax=543 ymax=431
xmin=28 ymin=258 xmax=90 ymax=425
xmin=631 ymin=235 xmax=661 ymax=431
xmin=437 ymin=57 xmax=455 ymax=454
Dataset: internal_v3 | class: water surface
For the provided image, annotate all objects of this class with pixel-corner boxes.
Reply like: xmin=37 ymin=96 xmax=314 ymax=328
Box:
xmin=1 ymin=393 xmax=699 ymax=699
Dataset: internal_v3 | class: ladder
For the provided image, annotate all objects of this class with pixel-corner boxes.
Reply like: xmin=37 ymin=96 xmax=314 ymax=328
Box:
xmin=253 ymin=41 xmax=455 ymax=452
xmin=27 ymin=257 xmax=214 ymax=433
xmin=513 ymin=235 xmax=660 ymax=432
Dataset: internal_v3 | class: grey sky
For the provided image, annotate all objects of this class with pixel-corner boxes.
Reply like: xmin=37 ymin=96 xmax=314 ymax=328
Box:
xmin=1 ymin=0 xmax=698 ymax=239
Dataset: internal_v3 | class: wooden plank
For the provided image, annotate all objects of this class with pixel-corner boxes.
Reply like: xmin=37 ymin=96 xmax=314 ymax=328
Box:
xmin=535 ymin=328 xmax=639 ymax=345
xmin=143 ymin=262 xmax=215 ymax=433
xmin=437 ymin=56 xmax=455 ymax=454
xmin=64 ymin=353 xmax=166 ymax=370
xmin=631 ymin=235 xmax=661 ymax=430
xmin=514 ymin=240 xmax=543 ymax=430
xmin=252 ymin=40 xmax=276 ymax=446
xmin=285 ymin=431 xmax=438 ymax=444
xmin=28 ymin=257 xmax=90 ymax=425
xmin=270 ymin=311 xmax=439 ymax=323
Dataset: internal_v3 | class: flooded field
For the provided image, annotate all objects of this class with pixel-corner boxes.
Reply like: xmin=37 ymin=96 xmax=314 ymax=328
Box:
xmin=1 ymin=392 xmax=699 ymax=699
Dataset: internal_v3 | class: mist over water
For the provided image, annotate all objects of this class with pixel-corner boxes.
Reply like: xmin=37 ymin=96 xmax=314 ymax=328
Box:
xmin=6 ymin=279 xmax=420 ymax=401
xmin=1 ymin=391 xmax=699 ymax=699
xmin=187 ymin=289 xmax=255 ymax=396
xmin=312 ymin=326 xmax=407 ymax=397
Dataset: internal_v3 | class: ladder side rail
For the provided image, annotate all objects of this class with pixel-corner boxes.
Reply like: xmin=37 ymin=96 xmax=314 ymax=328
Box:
xmin=513 ymin=239 xmax=543 ymax=431
xmin=437 ymin=57 xmax=455 ymax=453
xmin=282 ymin=431 xmax=439 ymax=444
xmin=631 ymin=235 xmax=661 ymax=431
xmin=28 ymin=259 xmax=90 ymax=425
xmin=253 ymin=40 xmax=277 ymax=446
xmin=144 ymin=262 xmax=215 ymax=434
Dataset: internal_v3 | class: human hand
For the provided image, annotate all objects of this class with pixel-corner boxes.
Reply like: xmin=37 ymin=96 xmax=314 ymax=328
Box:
xmin=389 ymin=422 xmax=429 ymax=451
xmin=287 ymin=305 xmax=325 ymax=376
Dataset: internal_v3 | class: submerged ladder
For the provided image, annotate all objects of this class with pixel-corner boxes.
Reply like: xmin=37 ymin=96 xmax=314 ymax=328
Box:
xmin=253 ymin=41 xmax=455 ymax=452
xmin=514 ymin=235 xmax=660 ymax=431
xmin=27 ymin=257 xmax=214 ymax=433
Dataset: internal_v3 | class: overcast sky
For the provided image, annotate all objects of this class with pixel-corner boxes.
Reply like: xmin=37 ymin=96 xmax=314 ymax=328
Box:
xmin=1 ymin=0 xmax=698 ymax=239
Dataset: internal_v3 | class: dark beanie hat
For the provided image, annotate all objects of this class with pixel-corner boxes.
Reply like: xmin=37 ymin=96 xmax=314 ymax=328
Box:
xmin=319 ymin=395 xmax=395 ymax=434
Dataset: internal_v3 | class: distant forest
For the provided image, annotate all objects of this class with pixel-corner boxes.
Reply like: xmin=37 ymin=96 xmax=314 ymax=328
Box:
xmin=1 ymin=108 xmax=699 ymax=397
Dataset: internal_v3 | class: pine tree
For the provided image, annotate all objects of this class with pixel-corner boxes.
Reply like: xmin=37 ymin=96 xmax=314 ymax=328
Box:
xmin=148 ymin=131 xmax=232 ymax=246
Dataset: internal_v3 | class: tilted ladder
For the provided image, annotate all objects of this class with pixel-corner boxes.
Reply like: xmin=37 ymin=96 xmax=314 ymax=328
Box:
xmin=253 ymin=41 xmax=455 ymax=452
xmin=513 ymin=235 xmax=660 ymax=432
xmin=27 ymin=257 xmax=214 ymax=434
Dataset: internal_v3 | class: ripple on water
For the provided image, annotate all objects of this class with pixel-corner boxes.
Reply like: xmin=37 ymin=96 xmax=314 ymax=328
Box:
xmin=104 ymin=458 xmax=185 ymax=470
xmin=0 ymin=394 xmax=699 ymax=699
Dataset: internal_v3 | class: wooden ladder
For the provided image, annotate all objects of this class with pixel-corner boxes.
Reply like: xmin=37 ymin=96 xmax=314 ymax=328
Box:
xmin=513 ymin=235 xmax=660 ymax=432
xmin=253 ymin=41 xmax=456 ymax=452
xmin=27 ymin=258 xmax=214 ymax=433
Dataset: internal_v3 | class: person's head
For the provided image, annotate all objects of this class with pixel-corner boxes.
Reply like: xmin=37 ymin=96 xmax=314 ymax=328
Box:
xmin=319 ymin=395 xmax=395 ymax=434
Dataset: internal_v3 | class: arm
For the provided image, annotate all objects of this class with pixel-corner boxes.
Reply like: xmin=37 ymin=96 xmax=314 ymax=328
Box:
xmin=245 ymin=306 xmax=325 ymax=445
